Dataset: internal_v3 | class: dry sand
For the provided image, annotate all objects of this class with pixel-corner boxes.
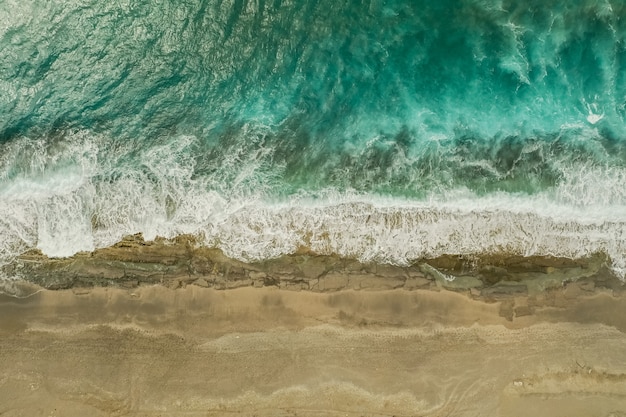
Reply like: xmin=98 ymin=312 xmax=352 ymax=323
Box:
xmin=2 ymin=284 xmax=626 ymax=417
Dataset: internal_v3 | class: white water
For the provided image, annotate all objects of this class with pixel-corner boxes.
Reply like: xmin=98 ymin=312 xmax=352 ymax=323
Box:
xmin=1 ymin=131 xmax=625 ymax=278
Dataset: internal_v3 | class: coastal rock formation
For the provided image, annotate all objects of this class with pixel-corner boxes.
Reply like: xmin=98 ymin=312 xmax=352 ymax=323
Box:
xmin=5 ymin=234 xmax=622 ymax=301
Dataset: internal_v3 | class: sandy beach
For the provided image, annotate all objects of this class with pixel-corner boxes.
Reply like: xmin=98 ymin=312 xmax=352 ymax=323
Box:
xmin=1 ymin=236 xmax=626 ymax=416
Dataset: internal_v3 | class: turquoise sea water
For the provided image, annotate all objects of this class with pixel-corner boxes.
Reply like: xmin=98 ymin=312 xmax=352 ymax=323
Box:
xmin=1 ymin=0 xmax=625 ymax=275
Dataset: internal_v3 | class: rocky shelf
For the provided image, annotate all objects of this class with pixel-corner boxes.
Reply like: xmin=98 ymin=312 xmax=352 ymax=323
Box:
xmin=3 ymin=234 xmax=622 ymax=302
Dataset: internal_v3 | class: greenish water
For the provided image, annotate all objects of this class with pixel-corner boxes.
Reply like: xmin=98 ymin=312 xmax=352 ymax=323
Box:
xmin=0 ymin=0 xmax=625 ymax=275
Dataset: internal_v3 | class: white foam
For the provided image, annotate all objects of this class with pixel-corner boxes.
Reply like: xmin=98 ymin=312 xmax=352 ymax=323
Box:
xmin=586 ymin=113 xmax=604 ymax=124
xmin=209 ymin=197 xmax=626 ymax=277
xmin=584 ymin=100 xmax=605 ymax=125
xmin=0 ymin=130 xmax=625 ymax=279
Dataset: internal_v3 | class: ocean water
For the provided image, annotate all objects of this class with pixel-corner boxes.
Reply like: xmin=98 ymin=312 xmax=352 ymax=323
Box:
xmin=1 ymin=0 xmax=625 ymax=276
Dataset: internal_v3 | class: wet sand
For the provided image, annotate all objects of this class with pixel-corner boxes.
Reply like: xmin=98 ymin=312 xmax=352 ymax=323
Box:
xmin=1 ymin=235 xmax=626 ymax=416
xmin=2 ymin=284 xmax=626 ymax=416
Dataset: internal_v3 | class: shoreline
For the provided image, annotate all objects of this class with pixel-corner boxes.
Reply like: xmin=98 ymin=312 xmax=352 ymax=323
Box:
xmin=3 ymin=234 xmax=626 ymax=416
xmin=4 ymin=233 xmax=623 ymax=294
xmin=3 ymin=233 xmax=624 ymax=324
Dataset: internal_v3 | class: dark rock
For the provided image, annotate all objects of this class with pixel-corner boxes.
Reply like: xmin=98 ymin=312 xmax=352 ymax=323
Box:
xmin=318 ymin=273 xmax=349 ymax=291
xmin=249 ymin=271 xmax=267 ymax=280
xmin=193 ymin=278 xmax=209 ymax=288
xmin=482 ymin=283 xmax=528 ymax=297
xmin=348 ymin=275 xmax=405 ymax=290
xmin=404 ymin=277 xmax=431 ymax=290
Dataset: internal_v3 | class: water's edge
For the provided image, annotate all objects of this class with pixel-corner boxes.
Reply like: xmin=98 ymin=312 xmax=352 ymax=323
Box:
xmin=4 ymin=233 xmax=622 ymax=318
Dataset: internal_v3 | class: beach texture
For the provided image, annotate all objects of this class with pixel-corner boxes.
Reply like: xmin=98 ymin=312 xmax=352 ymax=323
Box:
xmin=2 ymin=285 xmax=626 ymax=416
xmin=2 ymin=236 xmax=626 ymax=416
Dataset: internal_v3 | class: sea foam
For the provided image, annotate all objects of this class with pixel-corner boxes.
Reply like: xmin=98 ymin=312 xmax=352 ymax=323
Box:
xmin=0 ymin=131 xmax=624 ymax=279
